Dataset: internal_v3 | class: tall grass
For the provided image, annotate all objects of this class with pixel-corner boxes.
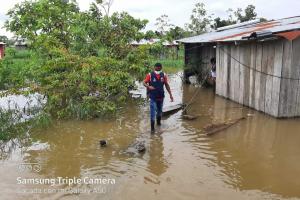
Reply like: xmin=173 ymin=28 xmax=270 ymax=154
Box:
xmin=0 ymin=48 xmax=42 ymax=90
xmin=150 ymin=59 xmax=184 ymax=73
xmin=0 ymin=48 xmax=49 ymax=141
xmin=150 ymin=47 xmax=184 ymax=73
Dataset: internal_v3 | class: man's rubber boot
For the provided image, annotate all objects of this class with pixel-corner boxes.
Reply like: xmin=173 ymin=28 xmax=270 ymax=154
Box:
xmin=151 ymin=120 xmax=155 ymax=134
xmin=156 ymin=116 xmax=161 ymax=126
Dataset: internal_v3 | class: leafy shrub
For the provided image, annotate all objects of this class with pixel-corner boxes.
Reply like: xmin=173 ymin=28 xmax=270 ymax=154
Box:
xmin=31 ymin=49 xmax=147 ymax=119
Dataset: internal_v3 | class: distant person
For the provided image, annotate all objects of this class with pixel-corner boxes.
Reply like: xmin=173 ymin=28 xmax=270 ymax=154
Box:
xmin=143 ymin=63 xmax=174 ymax=133
xmin=210 ymin=58 xmax=216 ymax=91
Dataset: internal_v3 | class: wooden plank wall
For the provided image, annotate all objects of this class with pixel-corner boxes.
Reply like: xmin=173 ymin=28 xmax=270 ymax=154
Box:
xmin=216 ymin=45 xmax=231 ymax=98
xmin=216 ymin=46 xmax=222 ymax=95
xmin=271 ymin=40 xmax=283 ymax=117
xmin=293 ymin=38 xmax=300 ymax=116
xmin=249 ymin=43 xmax=256 ymax=108
xmin=223 ymin=46 xmax=231 ymax=98
xmin=216 ymin=38 xmax=300 ymax=117
xmin=254 ymin=43 xmax=263 ymax=111
xmin=233 ymin=45 xmax=240 ymax=103
xmin=279 ymin=37 xmax=300 ymax=117
xmin=278 ymin=41 xmax=293 ymax=117
xmin=264 ymin=42 xmax=275 ymax=115
xmin=241 ymin=44 xmax=251 ymax=107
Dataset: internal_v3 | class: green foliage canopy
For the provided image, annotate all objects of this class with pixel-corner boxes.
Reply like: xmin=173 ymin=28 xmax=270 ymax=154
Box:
xmin=3 ymin=0 xmax=150 ymax=121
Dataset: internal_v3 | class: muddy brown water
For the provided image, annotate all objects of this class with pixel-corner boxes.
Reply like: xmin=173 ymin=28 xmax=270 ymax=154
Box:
xmin=1 ymin=72 xmax=300 ymax=200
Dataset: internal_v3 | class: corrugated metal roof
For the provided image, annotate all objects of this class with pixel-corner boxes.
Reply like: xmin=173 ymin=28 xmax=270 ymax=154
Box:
xmin=178 ymin=16 xmax=300 ymax=43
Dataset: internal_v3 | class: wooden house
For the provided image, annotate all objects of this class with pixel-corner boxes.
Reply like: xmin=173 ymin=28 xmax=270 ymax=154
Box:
xmin=178 ymin=16 xmax=300 ymax=118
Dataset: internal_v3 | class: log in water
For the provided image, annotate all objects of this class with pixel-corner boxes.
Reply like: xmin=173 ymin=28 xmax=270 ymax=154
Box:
xmin=204 ymin=117 xmax=246 ymax=136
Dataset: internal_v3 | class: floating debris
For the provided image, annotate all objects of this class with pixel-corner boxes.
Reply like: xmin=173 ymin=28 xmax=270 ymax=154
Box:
xmin=204 ymin=117 xmax=246 ymax=136
xmin=181 ymin=114 xmax=199 ymax=120
xmin=163 ymin=103 xmax=185 ymax=116
xmin=99 ymin=140 xmax=107 ymax=147
xmin=123 ymin=140 xmax=146 ymax=156
xmin=129 ymin=91 xmax=143 ymax=98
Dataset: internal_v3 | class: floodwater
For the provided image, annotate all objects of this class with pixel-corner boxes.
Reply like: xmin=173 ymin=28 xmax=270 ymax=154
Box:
xmin=1 ymin=72 xmax=300 ymax=200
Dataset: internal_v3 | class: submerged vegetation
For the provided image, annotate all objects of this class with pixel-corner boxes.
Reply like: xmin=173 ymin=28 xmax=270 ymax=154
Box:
xmin=0 ymin=0 xmax=148 ymax=141
xmin=0 ymin=0 xmax=184 ymax=141
xmin=0 ymin=0 xmax=259 ymax=141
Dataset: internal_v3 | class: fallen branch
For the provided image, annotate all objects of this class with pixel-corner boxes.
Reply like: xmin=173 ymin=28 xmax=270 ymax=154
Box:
xmin=204 ymin=117 xmax=246 ymax=136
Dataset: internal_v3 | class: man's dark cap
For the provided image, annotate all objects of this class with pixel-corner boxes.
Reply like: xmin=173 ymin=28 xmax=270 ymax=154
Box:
xmin=154 ymin=63 xmax=162 ymax=68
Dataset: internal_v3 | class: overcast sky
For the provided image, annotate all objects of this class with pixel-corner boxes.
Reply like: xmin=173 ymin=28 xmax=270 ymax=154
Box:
xmin=0 ymin=0 xmax=299 ymax=37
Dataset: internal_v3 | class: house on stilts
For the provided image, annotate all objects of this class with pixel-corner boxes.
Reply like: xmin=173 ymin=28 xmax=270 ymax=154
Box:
xmin=178 ymin=16 xmax=300 ymax=118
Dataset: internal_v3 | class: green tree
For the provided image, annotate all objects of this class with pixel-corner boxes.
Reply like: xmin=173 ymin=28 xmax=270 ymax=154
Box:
xmin=144 ymin=30 xmax=157 ymax=40
xmin=155 ymin=14 xmax=174 ymax=36
xmin=187 ymin=3 xmax=211 ymax=34
xmin=234 ymin=5 xmax=257 ymax=22
xmin=3 ymin=0 xmax=151 ymax=121
xmin=87 ymin=4 xmax=148 ymax=58
xmin=5 ymin=0 xmax=80 ymax=56
xmin=211 ymin=17 xmax=235 ymax=29
xmin=96 ymin=0 xmax=114 ymax=16
xmin=166 ymin=26 xmax=190 ymax=40
xmin=211 ymin=5 xmax=258 ymax=29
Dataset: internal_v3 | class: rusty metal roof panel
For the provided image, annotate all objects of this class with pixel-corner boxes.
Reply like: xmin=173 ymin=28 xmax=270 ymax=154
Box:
xmin=178 ymin=16 xmax=300 ymax=43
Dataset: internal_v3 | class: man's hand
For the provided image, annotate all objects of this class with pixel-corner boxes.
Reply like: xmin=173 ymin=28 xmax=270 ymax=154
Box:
xmin=148 ymin=86 xmax=155 ymax=90
xmin=170 ymin=95 xmax=174 ymax=102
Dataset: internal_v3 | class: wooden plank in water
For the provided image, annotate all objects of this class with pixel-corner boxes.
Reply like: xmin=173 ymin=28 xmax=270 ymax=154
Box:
xmin=162 ymin=104 xmax=184 ymax=116
xmin=204 ymin=117 xmax=246 ymax=136
xmin=182 ymin=114 xmax=199 ymax=120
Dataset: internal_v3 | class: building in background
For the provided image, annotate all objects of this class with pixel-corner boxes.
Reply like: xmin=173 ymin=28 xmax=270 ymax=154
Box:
xmin=0 ymin=42 xmax=5 ymax=59
xmin=14 ymin=38 xmax=28 ymax=50
xmin=178 ymin=16 xmax=300 ymax=118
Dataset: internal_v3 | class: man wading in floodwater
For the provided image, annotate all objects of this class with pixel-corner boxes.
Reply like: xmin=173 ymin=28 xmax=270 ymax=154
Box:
xmin=143 ymin=63 xmax=174 ymax=133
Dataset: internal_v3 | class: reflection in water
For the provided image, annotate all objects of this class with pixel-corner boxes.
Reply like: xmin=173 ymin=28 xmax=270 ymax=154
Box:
xmin=147 ymin=135 xmax=168 ymax=177
xmin=1 ymin=72 xmax=300 ymax=199
xmin=182 ymin=82 xmax=300 ymax=198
